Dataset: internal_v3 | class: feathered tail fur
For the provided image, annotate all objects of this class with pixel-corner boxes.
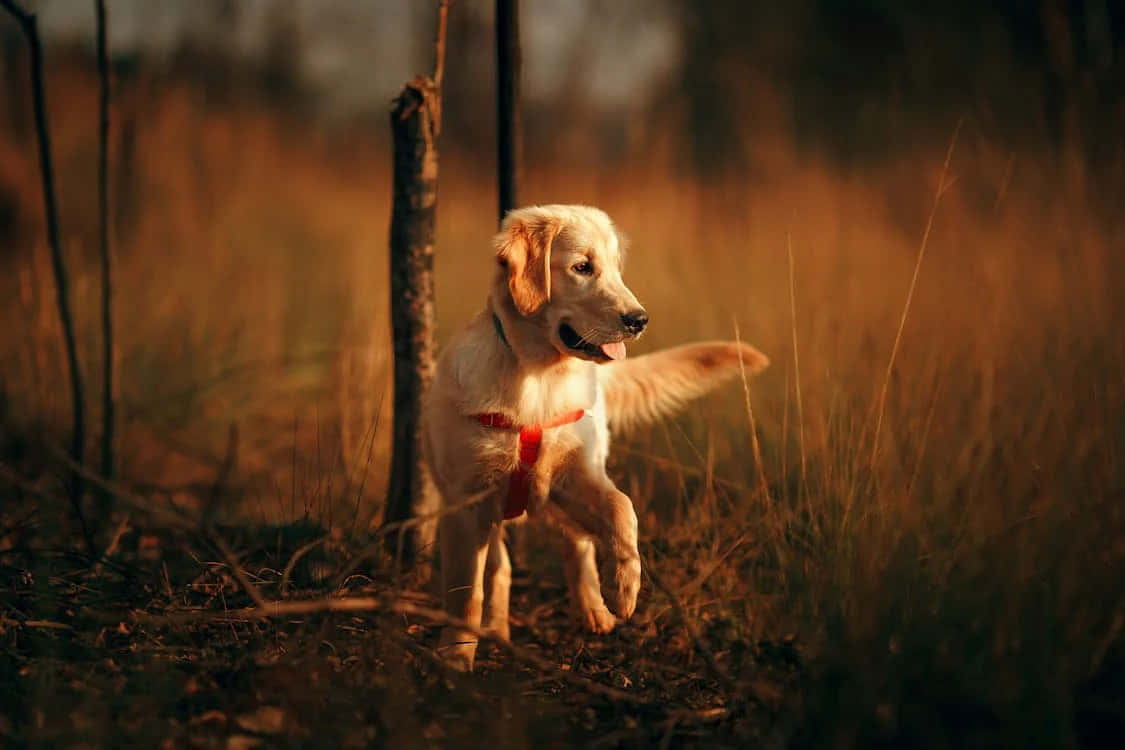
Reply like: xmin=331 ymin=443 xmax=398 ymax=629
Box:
xmin=598 ymin=341 xmax=769 ymax=431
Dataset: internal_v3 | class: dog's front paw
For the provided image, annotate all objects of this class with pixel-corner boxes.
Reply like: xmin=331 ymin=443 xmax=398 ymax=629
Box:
xmin=600 ymin=555 xmax=640 ymax=620
xmin=574 ymin=600 xmax=618 ymax=634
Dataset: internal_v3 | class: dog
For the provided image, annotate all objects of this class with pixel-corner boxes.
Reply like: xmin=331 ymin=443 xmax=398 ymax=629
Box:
xmin=421 ymin=204 xmax=769 ymax=670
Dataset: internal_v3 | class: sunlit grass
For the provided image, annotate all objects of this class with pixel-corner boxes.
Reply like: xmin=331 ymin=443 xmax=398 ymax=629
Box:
xmin=1 ymin=66 xmax=1122 ymax=743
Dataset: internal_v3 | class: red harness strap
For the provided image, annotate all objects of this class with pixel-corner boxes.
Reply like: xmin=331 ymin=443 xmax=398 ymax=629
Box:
xmin=472 ymin=409 xmax=585 ymax=519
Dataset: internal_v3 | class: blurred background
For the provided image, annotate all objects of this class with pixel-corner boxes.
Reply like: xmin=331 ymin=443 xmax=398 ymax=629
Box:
xmin=2 ymin=1 xmax=1125 ymax=744
xmin=2 ymin=0 xmax=1121 ymax=505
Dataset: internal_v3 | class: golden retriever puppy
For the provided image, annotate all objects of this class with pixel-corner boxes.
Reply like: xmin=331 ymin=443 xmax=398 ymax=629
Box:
xmin=422 ymin=204 xmax=768 ymax=670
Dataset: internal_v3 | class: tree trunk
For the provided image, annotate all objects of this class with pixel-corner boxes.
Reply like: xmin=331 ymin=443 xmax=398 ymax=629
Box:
xmin=495 ymin=0 xmax=529 ymax=566
xmin=383 ymin=77 xmax=439 ymax=564
xmin=496 ymin=0 xmax=521 ymax=221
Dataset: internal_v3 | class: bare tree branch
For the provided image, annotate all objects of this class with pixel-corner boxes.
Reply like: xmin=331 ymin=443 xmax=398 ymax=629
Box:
xmin=1 ymin=0 xmax=92 ymax=554
xmin=95 ymin=0 xmax=116 ymax=520
xmin=496 ymin=0 xmax=521 ymax=221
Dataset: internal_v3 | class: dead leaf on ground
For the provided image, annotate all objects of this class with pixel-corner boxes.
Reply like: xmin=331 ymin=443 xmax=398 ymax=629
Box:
xmin=226 ymin=734 xmax=261 ymax=750
xmin=235 ymin=705 xmax=285 ymax=734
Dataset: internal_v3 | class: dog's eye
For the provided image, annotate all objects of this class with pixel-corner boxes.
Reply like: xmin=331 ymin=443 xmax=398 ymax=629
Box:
xmin=572 ymin=260 xmax=594 ymax=275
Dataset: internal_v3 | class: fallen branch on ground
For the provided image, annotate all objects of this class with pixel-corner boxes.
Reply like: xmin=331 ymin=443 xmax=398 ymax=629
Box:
xmin=118 ymin=594 xmax=653 ymax=706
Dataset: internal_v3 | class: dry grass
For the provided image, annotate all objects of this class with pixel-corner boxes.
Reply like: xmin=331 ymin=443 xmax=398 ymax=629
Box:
xmin=2 ymin=65 xmax=1123 ymax=746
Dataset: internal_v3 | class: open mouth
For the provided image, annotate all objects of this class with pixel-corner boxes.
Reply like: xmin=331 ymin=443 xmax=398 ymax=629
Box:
xmin=558 ymin=323 xmax=627 ymax=361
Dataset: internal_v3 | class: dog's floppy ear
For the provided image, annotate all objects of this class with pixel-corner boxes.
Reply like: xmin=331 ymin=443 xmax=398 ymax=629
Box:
xmin=494 ymin=213 xmax=563 ymax=316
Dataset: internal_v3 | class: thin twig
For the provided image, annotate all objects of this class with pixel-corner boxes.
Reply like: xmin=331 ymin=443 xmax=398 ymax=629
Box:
xmin=95 ymin=0 xmax=116 ymax=518
xmin=48 ymin=446 xmax=269 ymax=608
xmin=732 ymin=319 xmax=771 ymax=502
xmin=906 ymin=369 xmax=945 ymax=504
xmin=431 ymin=0 xmax=449 ymax=134
xmin=644 ymin=553 xmax=736 ymax=694
xmin=123 ymin=598 xmax=382 ymax=624
xmin=0 ymin=468 xmax=137 ymax=580
xmin=333 ymin=487 xmax=492 ymax=589
xmin=786 ymin=232 xmax=808 ymax=499
xmin=91 ymin=513 xmax=130 ymax=577
xmin=615 ymin=446 xmax=752 ymax=493
xmin=1 ymin=0 xmax=91 ymax=554
xmin=870 ymin=118 xmax=963 ymax=471
xmin=674 ymin=531 xmax=752 ymax=600
xmin=209 ymin=534 xmax=268 ymax=609
xmin=20 ymin=619 xmax=74 ymax=631
xmin=48 ymin=448 xmax=196 ymax=530
xmin=279 ymin=535 xmax=328 ymax=597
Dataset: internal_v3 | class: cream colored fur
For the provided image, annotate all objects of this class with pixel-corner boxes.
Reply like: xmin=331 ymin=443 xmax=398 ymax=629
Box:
xmin=421 ymin=204 xmax=768 ymax=671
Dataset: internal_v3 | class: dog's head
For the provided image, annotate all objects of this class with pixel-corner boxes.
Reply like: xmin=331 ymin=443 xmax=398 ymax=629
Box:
xmin=493 ymin=205 xmax=647 ymax=363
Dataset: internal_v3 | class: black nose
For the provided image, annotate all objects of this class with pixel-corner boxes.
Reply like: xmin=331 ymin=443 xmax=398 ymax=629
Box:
xmin=621 ymin=309 xmax=649 ymax=334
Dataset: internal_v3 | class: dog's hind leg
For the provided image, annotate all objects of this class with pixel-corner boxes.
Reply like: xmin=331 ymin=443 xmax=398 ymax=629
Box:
xmin=437 ymin=500 xmax=492 ymax=671
xmin=481 ymin=523 xmax=512 ymax=641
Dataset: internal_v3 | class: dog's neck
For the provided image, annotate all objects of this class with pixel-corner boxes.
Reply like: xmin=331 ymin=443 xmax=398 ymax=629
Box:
xmin=488 ymin=294 xmax=570 ymax=373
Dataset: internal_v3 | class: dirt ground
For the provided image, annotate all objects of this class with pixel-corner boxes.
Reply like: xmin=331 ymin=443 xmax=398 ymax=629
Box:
xmin=1 ymin=514 xmax=807 ymax=749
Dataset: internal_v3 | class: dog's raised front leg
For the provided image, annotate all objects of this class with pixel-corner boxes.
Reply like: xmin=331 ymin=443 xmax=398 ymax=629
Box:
xmin=481 ymin=523 xmax=512 ymax=641
xmin=552 ymin=470 xmax=641 ymax=620
xmin=559 ymin=531 xmax=617 ymax=633
xmin=437 ymin=500 xmax=491 ymax=671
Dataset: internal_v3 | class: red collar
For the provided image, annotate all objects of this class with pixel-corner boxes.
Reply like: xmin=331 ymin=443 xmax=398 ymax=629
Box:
xmin=471 ymin=409 xmax=585 ymax=519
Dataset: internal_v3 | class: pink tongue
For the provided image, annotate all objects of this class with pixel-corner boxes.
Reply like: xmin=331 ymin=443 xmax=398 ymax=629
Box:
xmin=600 ymin=341 xmax=627 ymax=360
